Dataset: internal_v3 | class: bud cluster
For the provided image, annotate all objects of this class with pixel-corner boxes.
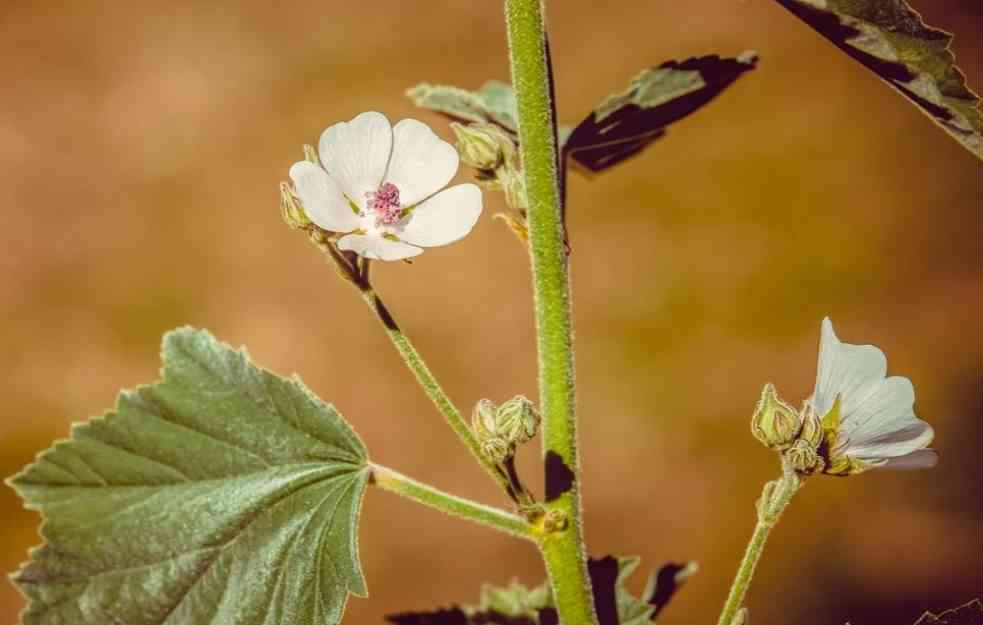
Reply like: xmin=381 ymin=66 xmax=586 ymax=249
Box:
xmin=450 ymin=122 xmax=528 ymax=242
xmin=472 ymin=395 xmax=541 ymax=464
xmin=750 ymin=384 xmax=825 ymax=474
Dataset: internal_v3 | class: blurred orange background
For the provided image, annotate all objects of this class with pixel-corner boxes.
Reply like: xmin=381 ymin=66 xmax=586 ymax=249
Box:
xmin=2 ymin=1 xmax=982 ymax=624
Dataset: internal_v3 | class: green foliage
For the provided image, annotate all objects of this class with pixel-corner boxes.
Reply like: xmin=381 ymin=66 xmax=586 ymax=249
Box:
xmin=475 ymin=578 xmax=552 ymax=620
xmin=407 ymin=51 xmax=757 ymax=177
xmin=8 ymin=328 xmax=370 ymax=625
xmin=386 ymin=555 xmax=697 ymax=625
xmin=563 ymin=53 xmax=757 ymax=173
xmin=774 ymin=0 xmax=983 ymax=160
xmin=407 ymin=81 xmax=519 ymax=133
xmin=914 ymin=599 xmax=983 ymax=625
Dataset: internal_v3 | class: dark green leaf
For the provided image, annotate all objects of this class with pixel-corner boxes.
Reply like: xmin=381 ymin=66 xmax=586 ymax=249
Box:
xmin=774 ymin=0 xmax=983 ymax=160
xmin=914 ymin=599 xmax=983 ymax=625
xmin=563 ymin=53 xmax=758 ymax=173
xmin=8 ymin=328 xmax=370 ymax=625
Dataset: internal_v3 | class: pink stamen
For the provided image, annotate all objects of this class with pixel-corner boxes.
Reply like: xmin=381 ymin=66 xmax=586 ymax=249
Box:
xmin=365 ymin=182 xmax=402 ymax=227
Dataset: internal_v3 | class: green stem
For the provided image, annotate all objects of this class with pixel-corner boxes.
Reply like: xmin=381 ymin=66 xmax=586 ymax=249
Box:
xmin=320 ymin=244 xmax=516 ymax=500
xmin=370 ymin=463 xmax=536 ymax=540
xmin=716 ymin=462 xmax=803 ymax=625
xmin=504 ymin=2 xmax=597 ymax=625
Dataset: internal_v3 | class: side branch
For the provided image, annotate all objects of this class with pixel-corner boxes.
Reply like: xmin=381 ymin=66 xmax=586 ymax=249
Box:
xmin=318 ymin=243 xmax=516 ymax=499
xmin=370 ymin=463 xmax=536 ymax=541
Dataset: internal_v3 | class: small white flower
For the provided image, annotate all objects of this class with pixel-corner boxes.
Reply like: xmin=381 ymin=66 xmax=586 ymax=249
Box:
xmin=808 ymin=317 xmax=937 ymax=474
xmin=289 ymin=111 xmax=483 ymax=261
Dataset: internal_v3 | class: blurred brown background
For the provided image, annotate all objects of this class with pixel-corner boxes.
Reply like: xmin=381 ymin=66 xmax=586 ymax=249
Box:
xmin=2 ymin=1 xmax=981 ymax=624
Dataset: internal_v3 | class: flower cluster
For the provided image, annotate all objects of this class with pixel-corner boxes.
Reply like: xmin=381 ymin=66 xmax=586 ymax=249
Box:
xmin=752 ymin=318 xmax=937 ymax=476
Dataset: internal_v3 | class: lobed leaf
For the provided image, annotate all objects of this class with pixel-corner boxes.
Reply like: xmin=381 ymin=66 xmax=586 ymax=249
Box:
xmin=774 ymin=0 xmax=983 ymax=160
xmin=563 ymin=52 xmax=758 ymax=173
xmin=8 ymin=328 xmax=370 ymax=625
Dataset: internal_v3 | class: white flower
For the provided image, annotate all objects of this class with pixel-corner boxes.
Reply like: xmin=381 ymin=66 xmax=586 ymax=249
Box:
xmin=808 ymin=317 xmax=937 ymax=474
xmin=289 ymin=111 xmax=483 ymax=261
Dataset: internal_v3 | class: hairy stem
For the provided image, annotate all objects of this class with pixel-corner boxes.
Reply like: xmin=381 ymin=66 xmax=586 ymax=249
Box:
xmin=504 ymin=2 xmax=598 ymax=625
xmin=716 ymin=462 xmax=803 ymax=625
xmin=370 ymin=463 xmax=536 ymax=540
xmin=319 ymin=243 xmax=516 ymax=499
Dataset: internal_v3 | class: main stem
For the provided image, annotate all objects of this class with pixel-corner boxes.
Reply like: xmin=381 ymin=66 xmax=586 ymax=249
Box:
xmin=716 ymin=464 xmax=802 ymax=625
xmin=505 ymin=2 xmax=598 ymax=625
xmin=370 ymin=463 xmax=536 ymax=541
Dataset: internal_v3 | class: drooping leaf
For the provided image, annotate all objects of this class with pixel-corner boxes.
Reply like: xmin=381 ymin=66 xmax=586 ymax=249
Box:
xmin=774 ymin=0 xmax=983 ymax=160
xmin=8 ymin=328 xmax=370 ymax=625
xmin=385 ymin=555 xmax=694 ymax=625
xmin=563 ymin=52 xmax=758 ymax=173
xmin=914 ymin=599 xmax=983 ymax=625
xmin=406 ymin=81 xmax=519 ymax=133
xmin=643 ymin=561 xmax=698 ymax=619
xmin=407 ymin=54 xmax=756 ymax=177
xmin=587 ymin=556 xmax=653 ymax=625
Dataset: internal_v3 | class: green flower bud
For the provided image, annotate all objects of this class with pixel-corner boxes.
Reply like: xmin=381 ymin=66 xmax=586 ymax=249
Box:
xmin=480 ymin=436 xmax=511 ymax=465
xmin=303 ymin=144 xmax=319 ymax=165
xmin=499 ymin=168 xmax=528 ymax=210
xmin=280 ymin=182 xmax=312 ymax=229
xmin=750 ymin=384 xmax=800 ymax=450
xmin=451 ymin=122 xmax=515 ymax=171
xmin=786 ymin=439 xmax=823 ymax=474
xmin=472 ymin=398 xmax=500 ymax=441
xmin=797 ymin=402 xmax=823 ymax=449
xmin=496 ymin=395 xmax=540 ymax=445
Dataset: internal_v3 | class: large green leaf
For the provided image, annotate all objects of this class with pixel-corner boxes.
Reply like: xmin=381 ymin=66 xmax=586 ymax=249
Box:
xmin=774 ymin=0 xmax=983 ymax=160
xmin=8 ymin=328 xmax=370 ymax=625
xmin=563 ymin=53 xmax=758 ymax=173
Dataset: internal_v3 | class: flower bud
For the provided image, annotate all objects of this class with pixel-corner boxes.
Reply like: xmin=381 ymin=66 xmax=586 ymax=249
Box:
xmin=750 ymin=384 xmax=800 ymax=450
xmin=303 ymin=144 xmax=319 ymax=165
xmin=497 ymin=395 xmax=540 ymax=445
xmin=480 ymin=436 xmax=511 ymax=465
xmin=500 ymin=168 xmax=528 ymax=210
xmin=786 ymin=439 xmax=822 ymax=473
xmin=472 ymin=399 xmax=500 ymax=440
xmin=797 ymin=402 xmax=823 ymax=449
xmin=451 ymin=122 xmax=514 ymax=171
xmin=280 ymin=182 xmax=312 ymax=229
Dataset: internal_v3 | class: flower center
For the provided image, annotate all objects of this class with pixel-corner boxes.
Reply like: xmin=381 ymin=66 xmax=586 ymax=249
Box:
xmin=365 ymin=182 xmax=402 ymax=227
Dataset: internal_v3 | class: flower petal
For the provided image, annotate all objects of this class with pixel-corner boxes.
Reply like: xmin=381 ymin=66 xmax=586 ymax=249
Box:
xmin=396 ymin=184 xmax=482 ymax=248
xmin=810 ymin=317 xmax=887 ymax=417
xmin=877 ymin=448 xmax=939 ymax=470
xmin=384 ymin=119 xmax=459 ymax=207
xmin=337 ymin=233 xmax=422 ymax=261
xmin=839 ymin=375 xmax=933 ymax=458
xmin=288 ymin=161 xmax=360 ymax=232
xmin=319 ymin=111 xmax=393 ymax=206
xmin=848 ymin=415 xmax=934 ymax=460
